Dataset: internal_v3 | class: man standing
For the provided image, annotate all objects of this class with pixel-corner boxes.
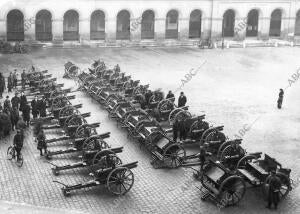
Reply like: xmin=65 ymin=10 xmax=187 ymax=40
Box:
xmin=178 ymin=92 xmax=187 ymax=107
xmin=172 ymin=119 xmax=180 ymax=142
xmin=11 ymin=107 xmax=19 ymax=131
xmin=37 ymin=129 xmax=47 ymax=156
xmin=3 ymin=96 xmax=12 ymax=113
xmin=21 ymin=70 xmax=26 ymax=89
xmin=277 ymin=89 xmax=284 ymax=109
xmin=31 ymin=96 xmax=39 ymax=119
xmin=0 ymin=73 xmax=5 ymax=98
xmin=166 ymin=90 xmax=175 ymax=102
xmin=266 ymin=170 xmax=282 ymax=209
xmin=7 ymin=72 xmax=13 ymax=92
xmin=13 ymin=130 xmax=23 ymax=161
xmin=179 ymin=119 xmax=187 ymax=141
xmin=22 ymin=103 xmax=31 ymax=127
xmin=19 ymin=91 xmax=27 ymax=112
xmin=11 ymin=92 xmax=20 ymax=110
xmin=13 ymin=69 xmax=18 ymax=89
xmin=38 ymin=97 xmax=47 ymax=118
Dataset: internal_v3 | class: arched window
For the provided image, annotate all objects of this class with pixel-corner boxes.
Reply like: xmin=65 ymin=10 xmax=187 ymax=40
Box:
xmin=269 ymin=9 xmax=282 ymax=37
xmin=7 ymin=10 xmax=24 ymax=41
xmin=246 ymin=9 xmax=259 ymax=37
xmin=295 ymin=10 xmax=300 ymax=36
xmin=117 ymin=10 xmax=130 ymax=40
xmin=222 ymin=9 xmax=235 ymax=37
xmin=36 ymin=10 xmax=52 ymax=41
xmin=63 ymin=10 xmax=79 ymax=41
xmin=189 ymin=10 xmax=202 ymax=38
xmin=90 ymin=10 xmax=105 ymax=40
xmin=166 ymin=10 xmax=178 ymax=39
xmin=141 ymin=10 xmax=154 ymax=39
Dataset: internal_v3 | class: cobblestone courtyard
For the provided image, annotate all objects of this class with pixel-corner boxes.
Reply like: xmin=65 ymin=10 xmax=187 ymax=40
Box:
xmin=0 ymin=46 xmax=299 ymax=214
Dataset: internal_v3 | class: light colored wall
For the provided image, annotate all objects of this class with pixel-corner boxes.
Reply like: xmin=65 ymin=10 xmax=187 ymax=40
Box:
xmin=0 ymin=0 xmax=299 ymax=42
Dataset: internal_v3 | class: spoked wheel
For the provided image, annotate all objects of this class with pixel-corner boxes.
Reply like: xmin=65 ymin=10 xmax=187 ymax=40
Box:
xmin=75 ymin=124 xmax=97 ymax=138
xmin=7 ymin=146 xmax=14 ymax=160
xmin=16 ymin=154 xmax=24 ymax=167
xmin=90 ymin=150 xmax=122 ymax=172
xmin=217 ymin=141 xmax=233 ymax=159
xmin=51 ymin=96 xmax=68 ymax=109
xmin=81 ymin=136 xmax=110 ymax=153
xmin=168 ymin=108 xmax=183 ymax=125
xmin=59 ymin=106 xmax=78 ymax=118
xmin=218 ymin=175 xmax=246 ymax=207
xmin=203 ymin=131 xmax=226 ymax=149
xmin=163 ymin=143 xmax=186 ymax=168
xmin=189 ymin=120 xmax=209 ymax=140
xmin=219 ymin=145 xmax=245 ymax=169
xmin=157 ymin=99 xmax=174 ymax=116
xmin=235 ymin=155 xmax=258 ymax=170
xmin=262 ymin=172 xmax=291 ymax=200
xmin=106 ymin=167 xmax=134 ymax=195
xmin=174 ymin=110 xmax=191 ymax=123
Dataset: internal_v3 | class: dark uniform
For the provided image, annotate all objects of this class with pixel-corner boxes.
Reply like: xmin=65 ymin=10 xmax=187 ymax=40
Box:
xmin=13 ymin=71 xmax=17 ymax=88
xmin=172 ymin=119 xmax=180 ymax=142
xmin=19 ymin=93 xmax=27 ymax=112
xmin=277 ymin=89 xmax=284 ymax=109
xmin=179 ymin=120 xmax=187 ymax=140
xmin=178 ymin=93 xmax=187 ymax=107
xmin=7 ymin=74 xmax=13 ymax=92
xmin=21 ymin=71 xmax=26 ymax=89
xmin=166 ymin=91 xmax=175 ymax=102
xmin=37 ymin=130 xmax=47 ymax=156
xmin=11 ymin=95 xmax=20 ymax=110
xmin=22 ymin=104 xmax=31 ymax=126
xmin=38 ymin=98 xmax=47 ymax=117
xmin=0 ymin=73 xmax=5 ymax=98
xmin=11 ymin=107 xmax=19 ymax=131
xmin=267 ymin=172 xmax=282 ymax=209
xmin=3 ymin=98 xmax=12 ymax=113
xmin=31 ymin=98 xmax=39 ymax=119
xmin=13 ymin=131 xmax=23 ymax=161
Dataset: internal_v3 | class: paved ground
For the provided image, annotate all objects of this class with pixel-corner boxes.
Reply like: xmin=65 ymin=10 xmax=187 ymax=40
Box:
xmin=0 ymin=46 xmax=299 ymax=214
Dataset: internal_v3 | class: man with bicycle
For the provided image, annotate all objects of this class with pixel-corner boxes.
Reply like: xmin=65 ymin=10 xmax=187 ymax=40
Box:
xmin=13 ymin=129 xmax=23 ymax=161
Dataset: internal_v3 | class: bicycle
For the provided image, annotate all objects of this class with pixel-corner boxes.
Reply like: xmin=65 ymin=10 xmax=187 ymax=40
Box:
xmin=7 ymin=145 xmax=24 ymax=167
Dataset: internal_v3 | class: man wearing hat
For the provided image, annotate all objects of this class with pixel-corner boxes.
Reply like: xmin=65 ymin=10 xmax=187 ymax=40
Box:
xmin=178 ymin=91 xmax=187 ymax=107
xmin=3 ymin=96 xmax=12 ymax=112
xmin=13 ymin=69 xmax=18 ymax=89
xmin=13 ymin=129 xmax=23 ymax=161
xmin=31 ymin=95 xmax=39 ymax=119
xmin=7 ymin=72 xmax=13 ymax=93
xmin=19 ymin=91 xmax=27 ymax=112
xmin=166 ymin=90 xmax=175 ymax=102
xmin=266 ymin=170 xmax=282 ymax=209
xmin=11 ymin=92 xmax=20 ymax=110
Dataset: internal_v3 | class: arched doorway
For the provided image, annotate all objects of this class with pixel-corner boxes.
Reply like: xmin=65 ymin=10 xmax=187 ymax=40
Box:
xmin=63 ymin=10 xmax=79 ymax=41
xmin=36 ymin=10 xmax=52 ymax=41
xmin=116 ymin=10 xmax=130 ymax=40
xmin=166 ymin=10 xmax=178 ymax=39
xmin=189 ymin=10 xmax=202 ymax=38
xmin=269 ymin=9 xmax=282 ymax=37
xmin=141 ymin=10 xmax=154 ymax=39
xmin=222 ymin=9 xmax=235 ymax=37
xmin=246 ymin=9 xmax=259 ymax=37
xmin=7 ymin=10 xmax=24 ymax=41
xmin=295 ymin=10 xmax=300 ymax=36
xmin=90 ymin=10 xmax=105 ymax=40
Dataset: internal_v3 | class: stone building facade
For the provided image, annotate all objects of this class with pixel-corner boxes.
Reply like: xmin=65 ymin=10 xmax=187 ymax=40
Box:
xmin=0 ymin=0 xmax=300 ymax=44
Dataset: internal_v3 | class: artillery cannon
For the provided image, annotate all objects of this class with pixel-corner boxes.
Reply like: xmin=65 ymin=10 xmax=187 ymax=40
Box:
xmin=64 ymin=61 xmax=79 ymax=78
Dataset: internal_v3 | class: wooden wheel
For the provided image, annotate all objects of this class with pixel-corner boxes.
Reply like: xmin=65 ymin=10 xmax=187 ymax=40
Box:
xmin=163 ymin=143 xmax=186 ymax=168
xmin=75 ymin=124 xmax=97 ymax=138
xmin=174 ymin=110 xmax=191 ymax=122
xmin=157 ymin=99 xmax=174 ymax=116
xmin=217 ymin=141 xmax=233 ymax=159
xmin=90 ymin=151 xmax=122 ymax=172
xmin=168 ymin=108 xmax=183 ymax=125
xmin=219 ymin=145 xmax=245 ymax=167
xmin=235 ymin=155 xmax=258 ymax=170
xmin=58 ymin=106 xmax=79 ymax=118
xmin=106 ymin=167 xmax=134 ymax=195
xmin=189 ymin=120 xmax=209 ymax=140
xmin=262 ymin=172 xmax=291 ymax=200
xmin=51 ymin=96 xmax=68 ymax=109
xmin=67 ymin=115 xmax=85 ymax=127
xmin=218 ymin=175 xmax=246 ymax=207
xmin=82 ymin=136 xmax=110 ymax=152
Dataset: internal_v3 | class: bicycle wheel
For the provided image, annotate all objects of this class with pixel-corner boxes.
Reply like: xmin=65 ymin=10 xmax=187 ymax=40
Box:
xmin=16 ymin=154 xmax=24 ymax=167
xmin=7 ymin=146 xmax=14 ymax=160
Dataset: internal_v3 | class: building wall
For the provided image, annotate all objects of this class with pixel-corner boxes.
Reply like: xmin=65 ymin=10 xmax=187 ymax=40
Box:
xmin=0 ymin=0 xmax=300 ymax=43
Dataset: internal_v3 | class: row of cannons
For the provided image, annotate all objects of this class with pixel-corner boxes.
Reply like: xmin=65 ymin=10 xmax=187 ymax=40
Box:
xmin=22 ymin=68 xmax=138 ymax=197
xmin=64 ymin=60 xmax=293 ymax=208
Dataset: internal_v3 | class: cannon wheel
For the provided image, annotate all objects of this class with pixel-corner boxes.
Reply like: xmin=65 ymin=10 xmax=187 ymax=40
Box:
xmin=51 ymin=96 xmax=68 ymax=109
xmin=218 ymin=175 xmax=246 ymax=207
xmin=262 ymin=172 xmax=291 ymax=200
xmin=82 ymin=136 xmax=109 ymax=152
xmin=106 ymin=167 xmax=134 ymax=195
xmin=157 ymin=99 xmax=174 ymax=115
xmin=168 ymin=108 xmax=183 ymax=125
xmin=189 ymin=120 xmax=209 ymax=140
xmin=75 ymin=124 xmax=97 ymax=138
xmin=90 ymin=150 xmax=122 ymax=172
xmin=203 ymin=130 xmax=226 ymax=147
xmin=65 ymin=114 xmax=85 ymax=128
xmin=217 ymin=141 xmax=233 ymax=159
xmin=174 ymin=110 xmax=191 ymax=122
xmin=219 ymin=144 xmax=245 ymax=164
xmin=59 ymin=106 xmax=78 ymax=118
xmin=163 ymin=143 xmax=186 ymax=168
xmin=235 ymin=155 xmax=258 ymax=170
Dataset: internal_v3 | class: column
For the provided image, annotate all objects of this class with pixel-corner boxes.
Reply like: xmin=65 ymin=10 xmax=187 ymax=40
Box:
xmin=79 ymin=18 xmax=90 ymax=41
xmin=0 ymin=19 xmax=6 ymax=40
xmin=105 ymin=18 xmax=116 ymax=42
xmin=52 ymin=19 xmax=63 ymax=41
xmin=178 ymin=18 xmax=189 ymax=40
xmin=154 ymin=18 xmax=165 ymax=41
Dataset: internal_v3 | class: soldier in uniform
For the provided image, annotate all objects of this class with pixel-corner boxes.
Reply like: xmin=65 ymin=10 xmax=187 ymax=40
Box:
xmin=37 ymin=129 xmax=47 ymax=156
xmin=19 ymin=91 xmax=27 ymax=112
xmin=31 ymin=95 xmax=39 ymax=119
xmin=11 ymin=106 xmax=19 ymax=131
xmin=13 ymin=69 xmax=18 ymax=89
xmin=11 ymin=92 xmax=20 ymax=110
xmin=277 ymin=89 xmax=284 ymax=109
xmin=179 ymin=119 xmax=187 ymax=141
xmin=21 ymin=70 xmax=26 ymax=89
xmin=266 ymin=170 xmax=282 ymax=209
xmin=7 ymin=72 xmax=13 ymax=92
xmin=38 ymin=97 xmax=47 ymax=117
xmin=0 ymin=72 xmax=5 ymax=98
xmin=166 ymin=90 xmax=175 ymax=102
xmin=22 ymin=103 xmax=31 ymax=127
xmin=3 ymin=96 xmax=12 ymax=112
xmin=13 ymin=129 xmax=23 ymax=161
xmin=172 ymin=118 xmax=180 ymax=142
xmin=16 ymin=116 xmax=27 ymax=141
xmin=178 ymin=92 xmax=187 ymax=107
